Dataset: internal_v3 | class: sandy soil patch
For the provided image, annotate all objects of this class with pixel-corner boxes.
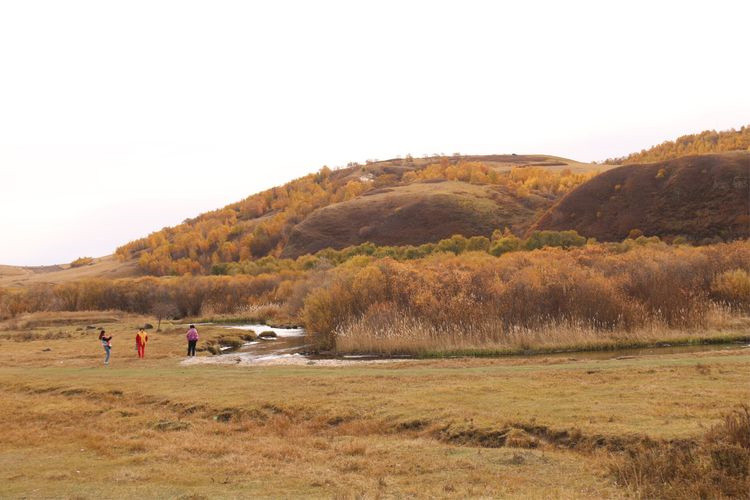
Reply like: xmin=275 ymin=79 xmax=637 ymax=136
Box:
xmin=180 ymin=353 xmax=409 ymax=367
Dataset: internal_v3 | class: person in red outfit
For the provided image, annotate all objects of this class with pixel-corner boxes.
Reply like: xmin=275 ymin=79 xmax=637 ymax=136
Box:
xmin=135 ymin=328 xmax=148 ymax=358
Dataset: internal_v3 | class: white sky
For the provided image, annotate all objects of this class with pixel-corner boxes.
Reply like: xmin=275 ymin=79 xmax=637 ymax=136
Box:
xmin=1 ymin=0 xmax=749 ymax=266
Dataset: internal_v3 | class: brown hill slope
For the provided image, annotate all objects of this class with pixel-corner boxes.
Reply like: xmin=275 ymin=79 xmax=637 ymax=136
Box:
xmin=281 ymin=180 xmax=549 ymax=258
xmin=532 ymin=152 xmax=750 ymax=242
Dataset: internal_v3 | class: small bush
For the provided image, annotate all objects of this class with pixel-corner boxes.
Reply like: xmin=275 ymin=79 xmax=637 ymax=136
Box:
xmin=217 ymin=336 xmax=244 ymax=349
xmin=240 ymin=331 xmax=257 ymax=341
xmin=627 ymin=229 xmax=643 ymax=239
xmin=70 ymin=257 xmax=94 ymax=268
xmin=672 ymin=235 xmax=689 ymax=246
xmin=466 ymin=236 xmax=490 ymax=252
xmin=524 ymin=230 xmax=586 ymax=250
xmin=489 ymin=235 xmax=520 ymax=256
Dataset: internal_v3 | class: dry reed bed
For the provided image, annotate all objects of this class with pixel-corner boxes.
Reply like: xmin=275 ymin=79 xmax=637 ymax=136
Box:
xmin=334 ymin=313 xmax=750 ymax=357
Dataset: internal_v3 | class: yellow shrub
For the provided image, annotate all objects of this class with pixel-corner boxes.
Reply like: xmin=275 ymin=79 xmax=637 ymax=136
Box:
xmin=70 ymin=257 xmax=94 ymax=268
xmin=712 ymin=269 xmax=750 ymax=310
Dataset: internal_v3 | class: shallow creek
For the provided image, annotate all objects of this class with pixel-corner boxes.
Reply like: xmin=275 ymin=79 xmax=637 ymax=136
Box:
xmin=212 ymin=324 xmax=749 ymax=365
xmin=224 ymin=324 xmax=309 ymax=362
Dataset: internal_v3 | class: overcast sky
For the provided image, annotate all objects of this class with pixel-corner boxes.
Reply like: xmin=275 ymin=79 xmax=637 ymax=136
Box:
xmin=1 ymin=0 xmax=748 ymax=266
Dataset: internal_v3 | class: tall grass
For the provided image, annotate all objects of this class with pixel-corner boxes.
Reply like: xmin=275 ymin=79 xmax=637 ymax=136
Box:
xmin=334 ymin=304 xmax=746 ymax=356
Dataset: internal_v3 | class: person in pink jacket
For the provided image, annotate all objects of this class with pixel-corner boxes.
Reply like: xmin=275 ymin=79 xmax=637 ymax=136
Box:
xmin=186 ymin=325 xmax=199 ymax=356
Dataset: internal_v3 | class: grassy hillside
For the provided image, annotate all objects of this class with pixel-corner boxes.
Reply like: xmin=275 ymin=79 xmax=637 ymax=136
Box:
xmin=114 ymin=154 xmax=602 ymax=275
xmin=0 ymin=256 xmax=142 ymax=287
xmin=604 ymin=125 xmax=750 ymax=165
xmin=281 ymin=180 xmax=547 ymax=258
xmin=532 ymin=152 xmax=750 ymax=242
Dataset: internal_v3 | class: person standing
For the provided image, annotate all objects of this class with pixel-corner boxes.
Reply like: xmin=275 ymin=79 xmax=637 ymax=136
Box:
xmin=186 ymin=324 xmax=199 ymax=356
xmin=99 ymin=330 xmax=112 ymax=365
xmin=135 ymin=328 xmax=148 ymax=359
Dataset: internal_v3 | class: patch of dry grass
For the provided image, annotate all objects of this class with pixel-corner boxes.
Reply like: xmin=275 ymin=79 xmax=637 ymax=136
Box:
xmin=0 ymin=381 xmax=622 ymax=498
xmin=611 ymin=406 xmax=750 ymax=498
xmin=0 ymin=310 xmax=123 ymax=331
xmin=0 ymin=255 xmax=141 ymax=287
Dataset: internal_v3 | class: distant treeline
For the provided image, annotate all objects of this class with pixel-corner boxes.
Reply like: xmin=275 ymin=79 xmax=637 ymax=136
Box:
xmin=211 ymin=229 xmax=590 ymax=276
xmin=4 ymin=229 xmax=594 ymax=319
xmin=604 ymin=126 xmax=750 ymax=165
xmin=0 ymin=274 xmax=297 ymax=319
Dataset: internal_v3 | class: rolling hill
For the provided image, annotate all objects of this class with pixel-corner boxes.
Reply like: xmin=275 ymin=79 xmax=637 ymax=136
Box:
xmin=0 ymin=256 xmax=142 ymax=287
xmin=4 ymin=141 xmax=748 ymax=283
xmin=532 ymin=152 xmax=750 ymax=242
xmin=281 ymin=180 xmax=547 ymax=258
xmin=112 ymin=154 xmax=604 ymax=275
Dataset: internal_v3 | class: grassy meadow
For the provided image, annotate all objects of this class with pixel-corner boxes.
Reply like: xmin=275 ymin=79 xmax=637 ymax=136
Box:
xmin=1 ymin=311 xmax=748 ymax=498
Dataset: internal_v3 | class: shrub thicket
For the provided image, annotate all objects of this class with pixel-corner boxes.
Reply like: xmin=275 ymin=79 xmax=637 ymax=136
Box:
xmin=301 ymin=241 xmax=750 ymax=351
xmin=3 ymin=240 xmax=749 ymax=353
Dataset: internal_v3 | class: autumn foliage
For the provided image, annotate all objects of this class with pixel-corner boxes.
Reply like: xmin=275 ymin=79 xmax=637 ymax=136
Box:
xmin=69 ymin=257 xmax=94 ymax=268
xmin=4 ymin=240 xmax=750 ymax=354
xmin=0 ymin=273 xmax=301 ymax=320
xmin=604 ymin=125 xmax=750 ymax=164
xmin=301 ymin=240 xmax=750 ymax=351
xmin=115 ymin=159 xmax=598 ymax=276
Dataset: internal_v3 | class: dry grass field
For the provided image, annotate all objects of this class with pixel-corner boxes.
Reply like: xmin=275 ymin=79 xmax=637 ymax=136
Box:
xmin=0 ymin=256 xmax=141 ymax=287
xmin=1 ymin=312 xmax=748 ymax=498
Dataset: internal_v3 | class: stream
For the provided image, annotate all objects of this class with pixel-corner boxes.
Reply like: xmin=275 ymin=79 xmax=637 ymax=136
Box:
xmin=225 ymin=324 xmax=309 ymax=363
xmin=217 ymin=324 xmax=749 ymax=365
